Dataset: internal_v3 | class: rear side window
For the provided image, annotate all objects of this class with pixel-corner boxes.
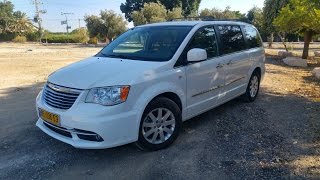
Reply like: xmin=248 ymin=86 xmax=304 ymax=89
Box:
xmin=243 ymin=26 xmax=262 ymax=49
xmin=217 ymin=25 xmax=246 ymax=55
xmin=188 ymin=26 xmax=218 ymax=58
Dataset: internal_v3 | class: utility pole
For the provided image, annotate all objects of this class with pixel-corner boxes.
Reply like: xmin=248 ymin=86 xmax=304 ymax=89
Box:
xmin=78 ymin=19 xmax=81 ymax=29
xmin=32 ymin=0 xmax=46 ymax=42
xmin=61 ymin=12 xmax=73 ymax=33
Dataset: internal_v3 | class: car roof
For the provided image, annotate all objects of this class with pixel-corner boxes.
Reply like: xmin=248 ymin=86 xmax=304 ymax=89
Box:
xmin=138 ymin=20 xmax=250 ymax=27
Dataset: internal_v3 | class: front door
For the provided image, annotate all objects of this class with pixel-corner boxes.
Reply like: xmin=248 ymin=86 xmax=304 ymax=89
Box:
xmin=216 ymin=25 xmax=251 ymax=100
xmin=185 ymin=26 xmax=225 ymax=118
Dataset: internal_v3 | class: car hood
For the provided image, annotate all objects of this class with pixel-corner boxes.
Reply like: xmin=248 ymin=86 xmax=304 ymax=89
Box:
xmin=48 ymin=57 xmax=165 ymax=89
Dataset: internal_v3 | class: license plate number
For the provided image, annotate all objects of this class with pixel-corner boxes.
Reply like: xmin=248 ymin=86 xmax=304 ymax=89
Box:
xmin=39 ymin=108 xmax=60 ymax=126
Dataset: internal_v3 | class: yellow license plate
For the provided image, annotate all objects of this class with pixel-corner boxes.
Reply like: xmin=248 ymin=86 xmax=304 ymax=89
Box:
xmin=39 ymin=108 xmax=60 ymax=126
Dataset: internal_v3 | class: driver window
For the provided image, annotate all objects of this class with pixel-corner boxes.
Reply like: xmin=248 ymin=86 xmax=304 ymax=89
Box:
xmin=188 ymin=26 xmax=218 ymax=59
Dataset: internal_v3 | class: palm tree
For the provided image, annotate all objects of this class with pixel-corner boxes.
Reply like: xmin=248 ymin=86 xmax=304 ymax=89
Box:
xmin=7 ymin=11 xmax=36 ymax=35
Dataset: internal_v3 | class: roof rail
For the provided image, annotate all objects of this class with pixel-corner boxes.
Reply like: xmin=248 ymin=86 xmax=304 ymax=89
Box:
xmin=168 ymin=16 xmax=242 ymax=22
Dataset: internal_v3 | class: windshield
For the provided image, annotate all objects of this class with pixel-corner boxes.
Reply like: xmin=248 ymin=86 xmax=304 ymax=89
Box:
xmin=96 ymin=26 xmax=193 ymax=62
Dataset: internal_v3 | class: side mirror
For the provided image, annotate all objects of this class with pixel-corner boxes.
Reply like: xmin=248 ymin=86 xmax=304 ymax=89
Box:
xmin=187 ymin=48 xmax=207 ymax=62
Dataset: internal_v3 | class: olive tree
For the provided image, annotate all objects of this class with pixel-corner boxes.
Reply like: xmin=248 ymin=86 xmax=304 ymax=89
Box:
xmin=199 ymin=6 xmax=246 ymax=19
xmin=132 ymin=2 xmax=183 ymax=26
xmin=247 ymin=7 xmax=263 ymax=32
xmin=262 ymin=0 xmax=289 ymax=47
xmin=120 ymin=0 xmax=201 ymax=22
xmin=85 ymin=10 xmax=127 ymax=42
xmin=274 ymin=0 xmax=320 ymax=59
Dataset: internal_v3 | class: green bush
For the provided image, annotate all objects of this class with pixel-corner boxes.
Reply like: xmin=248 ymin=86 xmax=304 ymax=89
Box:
xmin=26 ymin=32 xmax=40 ymax=42
xmin=42 ymin=34 xmax=77 ymax=43
xmin=12 ymin=36 xmax=27 ymax=43
xmin=88 ymin=37 xmax=98 ymax=44
xmin=42 ymin=32 xmax=89 ymax=43
xmin=72 ymin=28 xmax=89 ymax=44
xmin=73 ymin=33 xmax=89 ymax=44
xmin=0 ymin=33 xmax=15 ymax=41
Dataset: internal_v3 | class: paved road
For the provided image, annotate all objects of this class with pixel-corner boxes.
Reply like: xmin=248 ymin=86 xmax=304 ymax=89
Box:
xmin=0 ymin=80 xmax=319 ymax=179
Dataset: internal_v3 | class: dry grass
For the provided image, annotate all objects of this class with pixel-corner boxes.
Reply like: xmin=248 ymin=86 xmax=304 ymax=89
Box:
xmin=263 ymin=49 xmax=320 ymax=102
xmin=0 ymin=43 xmax=100 ymax=91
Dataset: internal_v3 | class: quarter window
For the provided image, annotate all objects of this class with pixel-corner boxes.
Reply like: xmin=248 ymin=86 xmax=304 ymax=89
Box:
xmin=188 ymin=26 xmax=218 ymax=59
xmin=218 ymin=25 xmax=246 ymax=55
xmin=243 ymin=26 xmax=262 ymax=49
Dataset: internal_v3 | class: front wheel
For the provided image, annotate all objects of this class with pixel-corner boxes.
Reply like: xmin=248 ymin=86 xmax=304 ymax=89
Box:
xmin=135 ymin=97 xmax=182 ymax=151
xmin=242 ymin=71 xmax=261 ymax=102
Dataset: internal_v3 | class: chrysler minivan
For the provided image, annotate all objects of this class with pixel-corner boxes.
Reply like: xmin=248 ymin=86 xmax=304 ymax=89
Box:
xmin=36 ymin=19 xmax=265 ymax=150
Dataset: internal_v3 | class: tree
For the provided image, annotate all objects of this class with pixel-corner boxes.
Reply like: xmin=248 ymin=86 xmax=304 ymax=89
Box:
xmin=247 ymin=7 xmax=263 ymax=32
xmin=100 ymin=10 xmax=128 ymax=41
xmin=167 ymin=7 xmax=184 ymax=20
xmin=262 ymin=0 xmax=289 ymax=47
xmin=274 ymin=0 xmax=320 ymax=59
xmin=8 ymin=11 xmax=36 ymax=35
xmin=84 ymin=15 xmax=103 ymax=38
xmin=132 ymin=2 xmax=183 ymax=26
xmin=0 ymin=1 xmax=15 ymax=34
xmin=85 ymin=10 xmax=127 ymax=42
xmin=200 ymin=6 xmax=246 ymax=19
xmin=132 ymin=2 xmax=167 ymax=25
xmin=72 ymin=27 xmax=89 ymax=44
xmin=0 ymin=1 xmax=35 ymax=36
xmin=120 ymin=0 xmax=201 ymax=22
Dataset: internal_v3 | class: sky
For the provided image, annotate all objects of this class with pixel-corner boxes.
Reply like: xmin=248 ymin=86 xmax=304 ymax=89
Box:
xmin=10 ymin=0 xmax=264 ymax=32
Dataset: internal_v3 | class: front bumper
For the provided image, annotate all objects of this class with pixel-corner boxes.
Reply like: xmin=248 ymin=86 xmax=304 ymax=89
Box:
xmin=36 ymin=90 xmax=140 ymax=149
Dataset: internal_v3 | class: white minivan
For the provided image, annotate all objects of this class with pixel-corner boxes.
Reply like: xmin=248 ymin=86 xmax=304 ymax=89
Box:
xmin=36 ymin=20 xmax=265 ymax=150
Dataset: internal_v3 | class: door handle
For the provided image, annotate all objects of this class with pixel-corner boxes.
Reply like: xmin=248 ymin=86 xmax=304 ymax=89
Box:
xmin=227 ymin=60 xmax=233 ymax=65
xmin=216 ymin=63 xmax=224 ymax=68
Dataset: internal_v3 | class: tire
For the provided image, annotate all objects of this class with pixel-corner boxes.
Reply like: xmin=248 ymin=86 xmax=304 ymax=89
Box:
xmin=242 ymin=71 xmax=261 ymax=102
xmin=135 ymin=97 xmax=182 ymax=151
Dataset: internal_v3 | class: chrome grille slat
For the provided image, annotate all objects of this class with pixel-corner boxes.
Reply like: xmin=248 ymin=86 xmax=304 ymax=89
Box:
xmin=45 ymin=87 xmax=79 ymax=98
xmin=45 ymin=98 xmax=73 ymax=108
xmin=44 ymin=96 xmax=74 ymax=106
xmin=44 ymin=93 xmax=75 ymax=104
xmin=45 ymin=90 xmax=78 ymax=99
xmin=44 ymin=90 xmax=77 ymax=101
xmin=43 ymin=83 xmax=81 ymax=110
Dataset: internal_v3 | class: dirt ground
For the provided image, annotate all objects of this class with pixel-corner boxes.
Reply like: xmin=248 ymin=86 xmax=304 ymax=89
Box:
xmin=0 ymin=42 xmax=319 ymax=179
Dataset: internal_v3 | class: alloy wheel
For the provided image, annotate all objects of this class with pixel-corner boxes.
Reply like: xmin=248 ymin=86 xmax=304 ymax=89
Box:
xmin=142 ymin=108 xmax=176 ymax=144
xmin=250 ymin=75 xmax=259 ymax=97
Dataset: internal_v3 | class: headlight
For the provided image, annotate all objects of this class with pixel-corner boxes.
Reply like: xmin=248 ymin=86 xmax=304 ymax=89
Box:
xmin=85 ymin=86 xmax=130 ymax=106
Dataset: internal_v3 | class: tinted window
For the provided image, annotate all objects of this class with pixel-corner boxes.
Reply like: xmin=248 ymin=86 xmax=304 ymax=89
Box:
xmin=188 ymin=26 xmax=218 ymax=58
xmin=218 ymin=25 xmax=246 ymax=54
xmin=244 ymin=26 xmax=262 ymax=48
xmin=97 ymin=26 xmax=192 ymax=62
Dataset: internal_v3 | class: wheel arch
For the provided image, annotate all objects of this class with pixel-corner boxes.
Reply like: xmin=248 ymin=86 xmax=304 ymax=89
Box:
xmin=253 ymin=67 xmax=261 ymax=78
xmin=150 ymin=92 xmax=182 ymax=111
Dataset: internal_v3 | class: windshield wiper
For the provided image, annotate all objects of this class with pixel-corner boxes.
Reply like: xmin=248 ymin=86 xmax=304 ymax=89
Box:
xmin=99 ymin=53 xmax=141 ymax=60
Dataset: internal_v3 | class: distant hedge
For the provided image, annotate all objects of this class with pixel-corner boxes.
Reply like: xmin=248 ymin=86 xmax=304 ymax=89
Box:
xmin=42 ymin=34 xmax=78 ymax=43
xmin=0 ymin=33 xmax=15 ymax=41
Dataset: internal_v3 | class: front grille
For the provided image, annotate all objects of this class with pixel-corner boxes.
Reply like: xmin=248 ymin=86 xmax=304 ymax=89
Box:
xmin=43 ymin=83 xmax=81 ymax=110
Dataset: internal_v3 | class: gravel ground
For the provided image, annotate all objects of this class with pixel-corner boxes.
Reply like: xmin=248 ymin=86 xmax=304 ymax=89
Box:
xmin=0 ymin=43 xmax=319 ymax=179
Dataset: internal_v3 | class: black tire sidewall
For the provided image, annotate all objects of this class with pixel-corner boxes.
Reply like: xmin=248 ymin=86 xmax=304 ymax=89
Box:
xmin=136 ymin=97 xmax=182 ymax=151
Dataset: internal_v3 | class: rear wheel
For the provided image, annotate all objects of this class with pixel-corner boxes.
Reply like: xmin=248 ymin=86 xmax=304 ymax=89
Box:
xmin=135 ymin=97 xmax=182 ymax=151
xmin=243 ymin=71 xmax=261 ymax=102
